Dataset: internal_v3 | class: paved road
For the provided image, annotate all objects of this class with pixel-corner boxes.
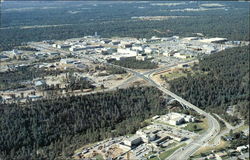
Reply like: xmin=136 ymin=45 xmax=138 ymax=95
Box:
xmin=211 ymin=114 xmax=245 ymax=146
xmin=105 ymin=62 xmax=220 ymax=160
xmin=148 ymin=70 xmax=220 ymax=160
xmin=147 ymin=72 xmax=220 ymax=160
xmin=30 ymin=43 xmax=220 ymax=160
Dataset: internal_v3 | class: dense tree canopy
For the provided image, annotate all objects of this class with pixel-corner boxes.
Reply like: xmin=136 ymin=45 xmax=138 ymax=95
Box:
xmin=110 ymin=57 xmax=158 ymax=69
xmin=0 ymin=86 xmax=167 ymax=159
xmin=0 ymin=1 xmax=249 ymax=51
xmin=169 ymin=46 xmax=249 ymax=124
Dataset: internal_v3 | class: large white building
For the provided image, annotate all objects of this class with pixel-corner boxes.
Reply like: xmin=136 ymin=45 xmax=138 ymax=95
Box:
xmin=144 ymin=47 xmax=153 ymax=54
xmin=136 ymin=130 xmax=157 ymax=143
xmin=12 ymin=49 xmax=22 ymax=55
xmin=123 ymin=135 xmax=142 ymax=147
xmin=57 ymin=44 xmax=71 ymax=49
xmin=132 ymin=45 xmax=144 ymax=52
xmin=198 ymin=37 xmax=227 ymax=43
xmin=117 ymin=48 xmax=138 ymax=55
xmin=60 ymin=59 xmax=77 ymax=64
xmin=162 ymin=112 xmax=196 ymax=125
xmin=173 ymin=53 xmax=191 ymax=59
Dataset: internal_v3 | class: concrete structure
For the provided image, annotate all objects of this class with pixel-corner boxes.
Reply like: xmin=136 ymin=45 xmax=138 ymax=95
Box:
xmin=184 ymin=115 xmax=195 ymax=123
xmin=182 ymin=37 xmax=200 ymax=41
xmin=123 ymin=136 xmax=142 ymax=147
xmin=162 ymin=112 xmax=196 ymax=125
xmin=199 ymin=37 xmax=227 ymax=43
xmin=57 ymin=44 xmax=71 ymax=49
xmin=152 ymin=115 xmax=160 ymax=120
xmin=144 ymin=47 xmax=153 ymax=54
xmin=109 ymin=40 xmax=120 ymax=45
xmin=28 ymin=95 xmax=42 ymax=100
xmin=119 ymin=43 xmax=133 ymax=48
xmin=35 ymin=52 xmax=48 ymax=57
xmin=173 ymin=53 xmax=191 ymax=59
xmin=69 ymin=46 xmax=86 ymax=51
xmin=60 ymin=59 xmax=76 ymax=64
xmin=12 ymin=49 xmax=22 ymax=55
xmin=136 ymin=130 xmax=156 ymax=143
xmin=100 ymin=39 xmax=112 ymax=44
xmin=136 ymin=55 xmax=147 ymax=61
xmin=141 ymin=133 xmax=156 ymax=143
xmin=70 ymin=45 xmax=103 ymax=51
xmin=148 ymin=36 xmax=161 ymax=42
xmin=215 ymin=151 xmax=227 ymax=158
xmin=165 ymin=133 xmax=186 ymax=142
xmin=132 ymin=45 xmax=144 ymax=52
xmin=108 ymin=54 xmax=136 ymax=61
xmin=163 ymin=51 xmax=177 ymax=57
xmin=0 ymin=55 xmax=9 ymax=61
xmin=117 ymin=48 xmax=137 ymax=55
xmin=202 ymin=45 xmax=218 ymax=54
xmin=34 ymin=80 xmax=46 ymax=87
xmin=154 ymin=135 xmax=169 ymax=146
xmin=48 ymin=52 xmax=60 ymax=56
xmin=169 ymin=117 xmax=185 ymax=125
xmin=118 ymin=143 xmax=131 ymax=151
xmin=236 ymin=145 xmax=248 ymax=152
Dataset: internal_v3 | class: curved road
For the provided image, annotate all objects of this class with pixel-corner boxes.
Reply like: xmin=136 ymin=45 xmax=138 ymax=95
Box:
xmin=30 ymin=43 xmax=220 ymax=159
xmin=211 ymin=114 xmax=245 ymax=147
xmin=107 ymin=62 xmax=220 ymax=160
xmin=79 ymin=54 xmax=220 ymax=160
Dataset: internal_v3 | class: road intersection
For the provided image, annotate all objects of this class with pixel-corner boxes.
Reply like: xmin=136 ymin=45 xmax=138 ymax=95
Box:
xmin=31 ymin=43 xmax=221 ymax=160
xmin=106 ymin=61 xmax=221 ymax=160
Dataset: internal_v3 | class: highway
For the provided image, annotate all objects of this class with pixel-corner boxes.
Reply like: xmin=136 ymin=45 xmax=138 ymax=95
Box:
xmin=30 ymin=43 xmax=220 ymax=159
xmin=105 ymin=61 xmax=220 ymax=160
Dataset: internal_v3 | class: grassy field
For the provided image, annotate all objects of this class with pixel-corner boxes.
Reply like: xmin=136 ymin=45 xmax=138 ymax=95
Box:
xmin=182 ymin=118 xmax=209 ymax=134
xmin=194 ymin=140 xmax=229 ymax=156
xmin=157 ymin=66 xmax=204 ymax=82
xmin=159 ymin=143 xmax=187 ymax=159
xmin=148 ymin=143 xmax=186 ymax=160
xmin=163 ymin=71 xmax=187 ymax=80
xmin=183 ymin=123 xmax=203 ymax=133
xmin=233 ymin=124 xmax=249 ymax=133
xmin=94 ymin=154 xmax=104 ymax=160
xmin=161 ymin=142 xmax=177 ymax=149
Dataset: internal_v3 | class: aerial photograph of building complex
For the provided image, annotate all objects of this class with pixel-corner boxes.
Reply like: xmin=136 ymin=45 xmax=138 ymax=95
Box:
xmin=0 ymin=1 xmax=249 ymax=160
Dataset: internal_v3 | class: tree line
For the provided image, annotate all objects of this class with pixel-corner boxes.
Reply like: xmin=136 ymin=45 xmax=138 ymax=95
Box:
xmin=1 ymin=2 xmax=249 ymax=51
xmin=168 ymin=46 xmax=249 ymax=125
xmin=0 ymin=86 xmax=168 ymax=160
xmin=110 ymin=57 xmax=158 ymax=69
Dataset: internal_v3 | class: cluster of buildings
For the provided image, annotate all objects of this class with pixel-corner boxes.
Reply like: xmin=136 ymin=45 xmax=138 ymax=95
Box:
xmin=120 ymin=113 xmax=196 ymax=150
xmin=0 ymin=34 xmax=247 ymax=105
xmin=121 ymin=124 xmax=187 ymax=150
xmin=0 ymin=34 xmax=245 ymax=65
xmin=45 ymin=35 xmax=239 ymax=64
xmin=195 ymin=145 xmax=249 ymax=160
xmin=74 ymin=112 xmax=197 ymax=160
xmin=0 ymin=49 xmax=63 ymax=62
